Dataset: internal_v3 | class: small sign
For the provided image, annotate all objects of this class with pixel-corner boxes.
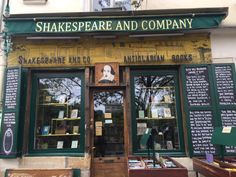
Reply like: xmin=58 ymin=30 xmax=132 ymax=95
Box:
xmin=104 ymin=113 xmax=112 ymax=119
xmin=105 ymin=119 xmax=113 ymax=124
xmin=95 ymin=63 xmax=119 ymax=86
xmin=95 ymin=121 xmax=103 ymax=127
xmin=71 ymin=140 xmax=78 ymax=148
xmin=96 ymin=126 xmax=102 ymax=136
xmin=222 ymin=126 xmax=232 ymax=134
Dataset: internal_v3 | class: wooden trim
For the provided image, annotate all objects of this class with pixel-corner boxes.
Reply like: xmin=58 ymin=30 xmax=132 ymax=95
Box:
xmin=22 ymin=69 xmax=32 ymax=154
xmin=85 ymin=67 xmax=90 ymax=155
xmin=125 ymin=67 xmax=132 ymax=156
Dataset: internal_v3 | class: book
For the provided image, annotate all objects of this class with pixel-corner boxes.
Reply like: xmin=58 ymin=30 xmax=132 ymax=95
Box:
xmin=163 ymin=108 xmax=171 ymax=118
xmin=104 ymin=113 xmax=112 ymax=119
xmin=71 ymin=140 xmax=78 ymax=148
xmin=151 ymin=108 xmax=158 ymax=118
xmin=57 ymin=141 xmax=64 ymax=149
xmin=58 ymin=110 xmax=64 ymax=119
xmin=164 ymin=95 xmax=172 ymax=103
xmin=137 ymin=123 xmax=147 ymax=135
xmin=42 ymin=126 xmax=50 ymax=135
xmin=166 ymin=141 xmax=173 ymax=150
xmin=45 ymin=96 xmax=52 ymax=102
xmin=73 ymin=126 xmax=79 ymax=134
xmin=70 ymin=109 xmax=78 ymax=118
xmin=138 ymin=110 xmax=145 ymax=118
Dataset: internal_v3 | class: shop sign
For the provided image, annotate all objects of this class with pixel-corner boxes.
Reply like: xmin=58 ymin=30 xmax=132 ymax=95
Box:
xmin=0 ymin=68 xmax=21 ymax=158
xmin=95 ymin=63 xmax=119 ymax=86
xmin=7 ymin=15 xmax=226 ymax=34
xmin=8 ymin=35 xmax=212 ymax=67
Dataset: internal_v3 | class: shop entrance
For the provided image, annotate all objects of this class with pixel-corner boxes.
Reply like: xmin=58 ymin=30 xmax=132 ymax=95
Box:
xmin=91 ymin=90 xmax=127 ymax=177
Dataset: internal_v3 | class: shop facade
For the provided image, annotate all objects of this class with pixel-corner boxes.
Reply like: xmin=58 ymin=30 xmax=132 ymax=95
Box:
xmin=1 ymin=8 xmax=236 ymax=177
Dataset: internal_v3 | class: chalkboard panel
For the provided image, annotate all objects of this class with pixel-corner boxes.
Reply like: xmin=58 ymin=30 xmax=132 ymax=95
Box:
xmin=185 ymin=66 xmax=211 ymax=106
xmin=189 ymin=110 xmax=215 ymax=155
xmin=0 ymin=68 xmax=21 ymax=158
xmin=221 ymin=109 xmax=236 ymax=153
xmin=4 ymin=68 xmax=19 ymax=110
xmin=215 ymin=65 xmax=236 ymax=105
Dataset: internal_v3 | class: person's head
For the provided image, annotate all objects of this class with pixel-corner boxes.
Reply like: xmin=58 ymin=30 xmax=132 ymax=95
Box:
xmin=101 ymin=65 xmax=115 ymax=79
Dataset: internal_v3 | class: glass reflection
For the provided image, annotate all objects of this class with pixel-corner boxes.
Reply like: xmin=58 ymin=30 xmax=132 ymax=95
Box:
xmin=134 ymin=75 xmax=180 ymax=151
xmin=94 ymin=91 xmax=124 ymax=157
xmin=34 ymin=77 xmax=82 ymax=150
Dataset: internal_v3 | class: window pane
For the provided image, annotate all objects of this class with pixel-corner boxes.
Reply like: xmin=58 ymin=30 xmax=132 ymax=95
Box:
xmin=93 ymin=91 xmax=124 ymax=157
xmin=134 ymin=74 xmax=180 ymax=151
xmin=34 ymin=77 xmax=82 ymax=150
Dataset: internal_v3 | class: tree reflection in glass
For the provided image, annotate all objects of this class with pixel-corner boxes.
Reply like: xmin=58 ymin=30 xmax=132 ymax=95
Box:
xmin=134 ymin=74 xmax=180 ymax=151
xmin=34 ymin=76 xmax=82 ymax=150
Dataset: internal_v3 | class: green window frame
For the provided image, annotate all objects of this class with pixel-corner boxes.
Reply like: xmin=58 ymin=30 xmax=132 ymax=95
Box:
xmin=28 ymin=71 xmax=85 ymax=155
xmin=131 ymin=69 xmax=185 ymax=156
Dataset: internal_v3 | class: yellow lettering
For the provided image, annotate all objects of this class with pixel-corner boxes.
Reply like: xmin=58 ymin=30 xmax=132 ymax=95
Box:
xmin=50 ymin=23 xmax=57 ymax=32
xmin=141 ymin=20 xmax=148 ymax=30
xmin=187 ymin=18 xmax=193 ymax=28
xmin=85 ymin=21 xmax=91 ymax=31
xmin=131 ymin=21 xmax=138 ymax=30
xmin=43 ymin=23 xmax=51 ymax=32
xmin=58 ymin=22 xmax=65 ymax=32
xmin=123 ymin=21 xmax=130 ymax=30
xmin=172 ymin=20 xmax=179 ymax=29
xmin=91 ymin=22 xmax=98 ymax=31
xmin=179 ymin=19 xmax=187 ymax=29
xmin=115 ymin=21 xmax=123 ymax=30
xmin=166 ymin=20 xmax=172 ymax=29
xmin=65 ymin=22 xmax=72 ymax=32
xmin=78 ymin=22 xmax=85 ymax=31
xmin=35 ymin=22 xmax=43 ymax=32
xmin=106 ymin=21 xmax=112 ymax=30
xmin=99 ymin=21 xmax=106 ymax=30
xmin=156 ymin=20 xmax=165 ymax=29
xmin=148 ymin=20 xmax=155 ymax=30
xmin=72 ymin=22 xmax=78 ymax=32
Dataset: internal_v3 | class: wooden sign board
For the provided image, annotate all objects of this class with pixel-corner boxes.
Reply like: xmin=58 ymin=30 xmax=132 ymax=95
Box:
xmin=95 ymin=63 xmax=119 ymax=86
xmin=6 ymin=169 xmax=73 ymax=177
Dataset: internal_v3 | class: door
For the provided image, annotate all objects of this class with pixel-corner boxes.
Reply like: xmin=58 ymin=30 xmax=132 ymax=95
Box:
xmin=91 ymin=90 xmax=127 ymax=177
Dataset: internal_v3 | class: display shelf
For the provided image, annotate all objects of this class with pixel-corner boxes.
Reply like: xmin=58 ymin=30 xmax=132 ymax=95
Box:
xmin=128 ymin=156 xmax=188 ymax=177
xmin=140 ymin=86 xmax=175 ymax=89
xmin=137 ymin=117 xmax=175 ymax=120
xmin=51 ymin=117 xmax=81 ymax=121
xmin=193 ymin=157 xmax=236 ymax=177
xmin=37 ymin=134 xmax=80 ymax=137
xmin=39 ymin=103 xmax=68 ymax=106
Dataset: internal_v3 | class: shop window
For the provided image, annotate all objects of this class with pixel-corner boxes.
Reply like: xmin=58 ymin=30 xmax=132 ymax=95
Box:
xmin=29 ymin=72 xmax=84 ymax=154
xmin=131 ymin=70 xmax=184 ymax=154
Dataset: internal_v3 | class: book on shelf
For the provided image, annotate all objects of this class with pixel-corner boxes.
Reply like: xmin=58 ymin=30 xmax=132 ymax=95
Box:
xmin=163 ymin=108 xmax=171 ymax=118
xmin=57 ymin=141 xmax=64 ymax=149
xmin=42 ymin=126 xmax=50 ymax=135
xmin=44 ymin=96 xmax=52 ymax=102
xmin=73 ymin=126 xmax=79 ymax=134
xmin=58 ymin=110 xmax=65 ymax=119
xmin=164 ymin=95 xmax=172 ymax=103
xmin=137 ymin=123 xmax=147 ymax=135
xmin=138 ymin=110 xmax=145 ymax=118
xmin=71 ymin=140 xmax=78 ymax=148
xmin=166 ymin=141 xmax=173 ymax=150
xmin=70 ymin=109 xmax=78 ymax=118
xmin=58 ymin=95 xmax=67 ymax=104
xmin=151 ymin=108 xmax=158 ymax=118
